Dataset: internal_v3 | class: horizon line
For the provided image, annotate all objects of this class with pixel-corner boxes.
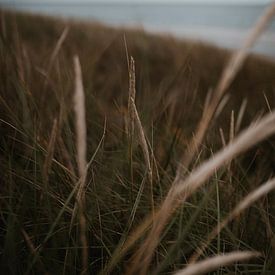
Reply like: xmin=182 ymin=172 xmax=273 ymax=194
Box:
xmin=0 ymin=0 xmax=271 ymax=5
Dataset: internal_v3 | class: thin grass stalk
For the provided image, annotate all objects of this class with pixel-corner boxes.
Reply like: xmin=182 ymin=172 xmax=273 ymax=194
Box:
xmin=189 ymin=177 xmax=275 ymax=264
xmin=73 ymin=55 xmax=88 ymax=274
xmin=263 ymin=92 xmax=272 ymax=113
xmin=123 ymin=34 xmax=130 ymax=71
xmin=21 ymin=229 xmax=48 ymax=274
xmin=228 ymin=110 xmax=235 ymax=179
xmin=149 ymin=123 xmax=160 ymax=183
xmin=56 ymin=97 xmax=77 ymax=181
xmin=43 ymin=26 xmax=69 ymax=90
xmin=230 ymin=110 xmax=235 ymax=143
xmin=213 ymin=94 xmax=230 ymax=120
xmin=128 ymin=57 xmax=154 ymax=212
xmin=58 ymin=136 xmax=77 ymax=180
xmin=219 ymin=128 xmax=226 ymax=148
xmin=73 ymin=56 xmax=87 ymax=181
xmin=128 ymin=56 xmax=136 ymax=203
xmin=41 ymin=117 xmax=59 ymax=222
xmin=235 ymin=98 xmax=247 ymax=133
xmin=203 ymin=89 xmax=213 ymax=114
xmin=174 ymin=251 xmax=260 ymax=275
xmin=131 ymin=101 xmax=153 ymax=196
xmin=215 ymin=172 xmax=221 ymax=259
xmin=127 ymin=111 xmax=275 ymax=275
xmin=128 ymin=56 xmax=136 ymax=138
xmin=43 ymin=118 xmax=58 ymax=188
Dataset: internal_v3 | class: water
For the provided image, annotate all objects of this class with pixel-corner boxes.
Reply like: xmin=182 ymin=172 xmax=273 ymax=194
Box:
xmin=2 ymin=2 xmax=275 ymax=58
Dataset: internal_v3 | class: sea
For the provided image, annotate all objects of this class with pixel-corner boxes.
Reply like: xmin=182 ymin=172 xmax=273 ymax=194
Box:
xmin=1 ymin=2 xmax=275 ymax=58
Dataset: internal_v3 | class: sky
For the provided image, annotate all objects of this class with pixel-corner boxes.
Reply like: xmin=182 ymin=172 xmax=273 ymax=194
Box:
xmin=3 ymin=0 xmax=273 ymax=4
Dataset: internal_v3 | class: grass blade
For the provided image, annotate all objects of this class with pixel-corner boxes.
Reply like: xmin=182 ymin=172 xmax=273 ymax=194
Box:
xmin=73 ymin=55 xmax=88 ymax=274
xmin=174 ymin=251 xmax=260 ymax=275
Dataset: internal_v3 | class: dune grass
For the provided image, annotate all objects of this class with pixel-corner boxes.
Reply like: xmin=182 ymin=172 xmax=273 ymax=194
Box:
xmin=1 ymin=6 xmax=275 ymax=274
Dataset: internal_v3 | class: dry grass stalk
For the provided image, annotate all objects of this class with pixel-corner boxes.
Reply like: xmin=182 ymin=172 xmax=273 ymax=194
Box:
xmin=55 ymin=98 xmax=77 ymax=181
xmin=176 ymin=2 xmax=275 ymax=178
xmin=228 ymin=110 xmax=235 ymax=175
xmin=127 ymin=111 xmax=275 ymax=275
xmin=230 ymin=110 xmax=235 ymax=143
xmin=21 ymin=229 xmax=49 ymax=274
xmin=189 ymin=177 xmax=275 ymax=264
xmin=74 ymin=55 xmax=87 ymax=183
xmin=128 ymin=56 xmax=136 ymax=137
xmin=174 ymin=251 xmax=260 ymax=275
xmin=21 ymin=229 xmax=37 ymax=255
xmin=123 ymin=34 xmax=130 ymax=71
xmin=57 ymin=136 xmax=77 ymax=180
xmin=219 ymin=128 xmax=226 ymax=148
xmin=213 ymin=94 xmax=230 ymax=120
xmin=128 ymin=57 xmax=154 ymax=210
xmin=203 ymin=89 xmax=213 ymax=114
xmin=131 ymin=100 xmax=153 ymax=184
xmin=235 ymin=98 xmax=247 ymax=133
xmin=43 ymin=27 xmax=69 ymax=88
xmin=127 ymin=56 xmax=136 ymax=201
xmin=263 ymin=92 xmax=272 ymax=113
xmin=49 ymin=27 xmax=69 ymax=67
xmin=73 ymin=55 xmax=88 ymax=274
xmin=43 ymin=118 xmax=58 ymax=187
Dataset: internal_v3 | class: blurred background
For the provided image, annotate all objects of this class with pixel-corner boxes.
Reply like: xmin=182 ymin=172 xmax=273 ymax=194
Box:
xmin=1 ymin=0 xmax=275 ymax=58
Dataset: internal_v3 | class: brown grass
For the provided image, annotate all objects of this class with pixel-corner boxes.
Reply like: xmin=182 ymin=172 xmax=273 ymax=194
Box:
xmin=1 ymin=6 xmax=275 ymax=275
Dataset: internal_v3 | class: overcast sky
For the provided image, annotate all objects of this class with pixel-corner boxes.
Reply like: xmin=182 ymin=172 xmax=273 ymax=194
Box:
xmin=4 ymin=0 xmax=273 ymax=3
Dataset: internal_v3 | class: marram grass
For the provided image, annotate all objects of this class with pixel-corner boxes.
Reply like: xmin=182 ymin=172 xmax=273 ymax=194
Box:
xmin=1 ymin=5 xmax=275 ymax=274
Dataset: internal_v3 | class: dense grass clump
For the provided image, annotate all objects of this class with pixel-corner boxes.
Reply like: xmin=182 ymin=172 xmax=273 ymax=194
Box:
xmin=1 ymin=9 xmax=275 ymax=274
